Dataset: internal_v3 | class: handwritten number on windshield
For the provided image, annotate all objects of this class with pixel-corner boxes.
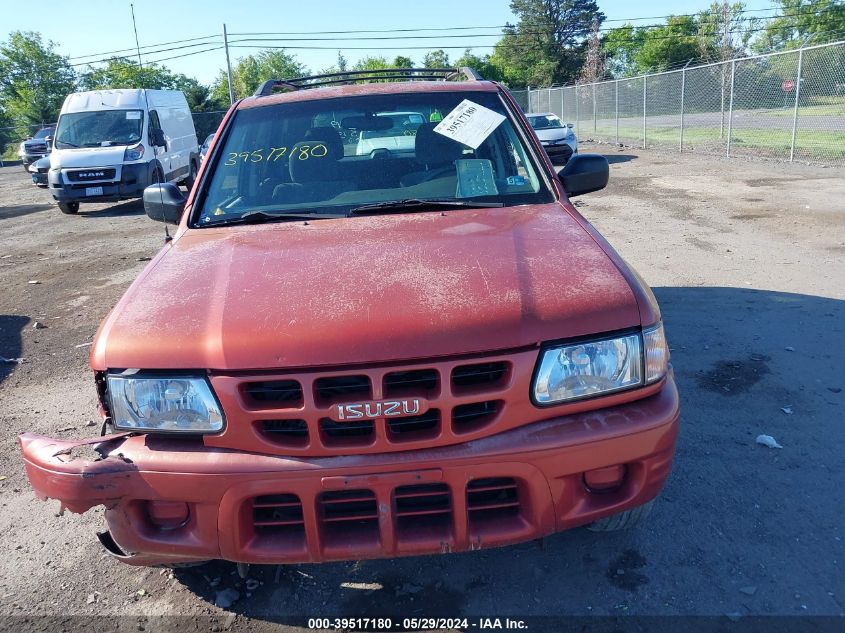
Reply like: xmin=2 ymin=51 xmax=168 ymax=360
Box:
xmin=225 ymin=143 xmax=328 ymax=166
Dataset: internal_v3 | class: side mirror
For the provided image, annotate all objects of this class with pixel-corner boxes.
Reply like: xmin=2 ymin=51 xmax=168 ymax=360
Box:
xmin=557 ymin=154 xmax=609 ymax=197
xmin=143 ymin=183 xmax=185 ymax=224
xmin=566 ymin=122 xmax=574 ymax=128
xmin=150 ymin=128 xmax=166 ymax=148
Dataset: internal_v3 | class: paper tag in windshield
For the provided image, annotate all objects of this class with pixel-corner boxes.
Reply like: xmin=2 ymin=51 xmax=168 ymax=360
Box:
xmin=434 ymin=100 xmax=505 ymax=149
xmin=126 ymin=111 xmax=141 ymax=120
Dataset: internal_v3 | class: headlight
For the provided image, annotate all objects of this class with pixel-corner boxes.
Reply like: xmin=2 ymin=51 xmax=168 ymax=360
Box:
xmin=124 ymin=143 xmax=145 ymax=161
xmin=107 ymin=374 xmax=224 ymax=433
xmin=532 ymin=324 xmax=669 ymax=405
xmin=643 ymin=322 xmax=669 ymax=383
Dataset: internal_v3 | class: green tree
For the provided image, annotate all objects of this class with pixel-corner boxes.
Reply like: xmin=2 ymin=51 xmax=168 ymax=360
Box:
xmin=495 ymin=0 xmax=604 ymax=87
xmin=454 ymin=49 xmax=504 ymax=81
xmin=392 ymin=55 xmax=414 ymax=68
xmin=210 ymin=49 xmax=307 ymax=102
xmin=81 ymin=57 xmax=188 ymax=91
xmin=422 ymin=49 xmax=451 ymax=68
xmin=753 ymin=0 xmax=845 ymax=52
xmin=698 ymin=2 xmax=760 ymax=61
xmin=637 ymin=16 xmax=701 ymax=72
xmin=603 ymin=24 xmax=645 ymax=77
xmin=0 ymin=31 xmax=77 ymax=133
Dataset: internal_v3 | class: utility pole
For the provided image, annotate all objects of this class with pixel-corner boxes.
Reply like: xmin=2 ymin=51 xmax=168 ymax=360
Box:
xmin=223 ymin=23 xmax=235 ymax=105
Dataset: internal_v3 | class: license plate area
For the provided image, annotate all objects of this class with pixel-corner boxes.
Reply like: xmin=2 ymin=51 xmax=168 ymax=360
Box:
xmin=85 ymin=186 xmax=103 ymax=196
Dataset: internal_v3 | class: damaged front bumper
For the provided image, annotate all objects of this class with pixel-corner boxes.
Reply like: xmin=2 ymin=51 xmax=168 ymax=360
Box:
xmin=19 ymin=377 xmax=680 ymax=567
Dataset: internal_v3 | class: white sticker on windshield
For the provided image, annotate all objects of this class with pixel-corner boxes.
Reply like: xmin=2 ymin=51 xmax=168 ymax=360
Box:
xmin=433 ymin=99 xmax=505 ymax=149
xmin=126 ymin=111 xmax=141 ymax=120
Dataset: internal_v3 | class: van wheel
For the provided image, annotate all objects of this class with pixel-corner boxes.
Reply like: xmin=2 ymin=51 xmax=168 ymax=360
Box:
xmin=587 ymin=500 xmax=654 ymax=532
xmin=58 ymin=201 xmax=79 ymax=215
xmin=183 ymin=160 xmax=198 ymax=191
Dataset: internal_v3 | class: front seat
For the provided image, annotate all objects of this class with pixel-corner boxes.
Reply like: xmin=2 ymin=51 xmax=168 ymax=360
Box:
xmin=273 ymin=127 xmax=354 ymax=203
xmin=400 ymin=123 xmax=468 ymax=187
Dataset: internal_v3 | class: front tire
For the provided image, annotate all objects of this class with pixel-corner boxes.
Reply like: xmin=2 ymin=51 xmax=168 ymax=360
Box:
xmin=58 ymin=201 xmax=79 ymax=215
xmin=588 ymin=499 xmax=655 ymax=532
xmin=183 ymin=160 xmax=198 ymax=191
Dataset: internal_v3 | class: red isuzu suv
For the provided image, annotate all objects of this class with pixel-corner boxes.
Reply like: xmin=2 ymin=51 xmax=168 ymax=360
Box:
xmin=19 ymin=68 xmax=679 ymax=569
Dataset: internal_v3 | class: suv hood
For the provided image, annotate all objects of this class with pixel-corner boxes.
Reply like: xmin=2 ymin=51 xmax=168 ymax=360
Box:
xmin=93 ymin=204 xmax=640 ymax=370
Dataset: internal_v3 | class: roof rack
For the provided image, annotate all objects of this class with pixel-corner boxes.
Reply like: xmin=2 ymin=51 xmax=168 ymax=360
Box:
xmin=253 ymin=67 xmax=483 ymax=97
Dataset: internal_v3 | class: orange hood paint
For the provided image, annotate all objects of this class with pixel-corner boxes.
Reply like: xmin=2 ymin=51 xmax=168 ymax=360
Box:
xmin=91 ymin=203 xmax=638 ymax=371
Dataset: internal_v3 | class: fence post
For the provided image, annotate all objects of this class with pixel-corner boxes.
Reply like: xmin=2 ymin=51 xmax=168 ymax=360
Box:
xmin=679 ymin=59 xmax=692 ymax=153
xmin=561 ymin=87 xmax=565 ymax=122
xmin=575 ymin=86 xmax=579 ymax=134
xmin=789 ymin=47 xmax=804 ymax=162
xmin=615 ymin=80 xmax=619 ymax=145
xmin=592 ymin=83 xmax=597 ymax=133
xmin=726 ymin=59 xmax=736 ymax=157
xmin=642 ymin=76 xmax=647 ymax=149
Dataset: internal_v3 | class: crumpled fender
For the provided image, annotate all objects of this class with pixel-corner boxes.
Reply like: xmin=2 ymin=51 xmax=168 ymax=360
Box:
xmin=18 ymin=432 xmax=137 ymax=514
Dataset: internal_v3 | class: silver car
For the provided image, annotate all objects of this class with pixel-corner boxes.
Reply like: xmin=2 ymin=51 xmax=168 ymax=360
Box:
xmin=526 ymin=112 xmax=577 ymax=164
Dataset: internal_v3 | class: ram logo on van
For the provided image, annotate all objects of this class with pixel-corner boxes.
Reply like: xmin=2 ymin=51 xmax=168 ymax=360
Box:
xmin=335 ymin=399 xmax=426 ymax=421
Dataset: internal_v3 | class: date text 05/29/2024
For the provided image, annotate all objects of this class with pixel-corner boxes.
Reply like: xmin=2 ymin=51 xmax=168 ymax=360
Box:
xmin=306 ymin=618 xmax=528 ymax=630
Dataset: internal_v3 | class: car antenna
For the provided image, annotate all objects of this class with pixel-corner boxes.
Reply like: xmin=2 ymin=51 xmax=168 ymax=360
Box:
xmin=131 ymin=3 xmax=171 ymax=244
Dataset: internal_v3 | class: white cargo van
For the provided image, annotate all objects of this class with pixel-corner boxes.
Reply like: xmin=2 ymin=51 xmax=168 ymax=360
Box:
xmin=49 ymin=89 xmax=199 ymax=214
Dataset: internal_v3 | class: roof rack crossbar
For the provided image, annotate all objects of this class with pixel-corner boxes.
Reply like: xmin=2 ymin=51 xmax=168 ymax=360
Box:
xmin=253 ymin=67 xmax=483 ymax=96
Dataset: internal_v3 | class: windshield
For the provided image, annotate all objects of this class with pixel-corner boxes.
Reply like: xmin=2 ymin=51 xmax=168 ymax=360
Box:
xmin=196 ymin=91 xmax=552 ymax=226
xmin=527 ymin=114 xmax=564 ymax=130
xmin=55 ymin=110 xmax=144 ymax=148
xmin=33 ymin=128 xmax=54 ymax=140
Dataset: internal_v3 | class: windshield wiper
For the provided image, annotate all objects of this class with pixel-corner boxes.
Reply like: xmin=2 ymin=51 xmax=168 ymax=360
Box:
xmin=55 ymin=140 xmax=80 ymax=148
xmin=349 ymin=198 xmax=504 ymax=215
xmin=206 ymin=210 xmax=346 ymax=226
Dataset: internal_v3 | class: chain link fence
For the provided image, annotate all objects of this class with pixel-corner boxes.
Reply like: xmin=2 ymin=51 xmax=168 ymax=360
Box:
xmin=512 ymin=40 xmax=845 ymax=165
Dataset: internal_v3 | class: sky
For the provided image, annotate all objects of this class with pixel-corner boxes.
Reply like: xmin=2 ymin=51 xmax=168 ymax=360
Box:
xmin=4 ymin=0 xmax=777 ymax=85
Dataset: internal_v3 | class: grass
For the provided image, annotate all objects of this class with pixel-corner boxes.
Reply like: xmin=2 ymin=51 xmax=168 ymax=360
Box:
xmin=589 ymin=125 xmax=845 ymax=161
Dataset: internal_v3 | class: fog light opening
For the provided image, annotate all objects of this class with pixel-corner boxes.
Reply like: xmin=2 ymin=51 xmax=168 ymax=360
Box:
xmin=583 ymin=465 xmax=627 ymax=493
xmin=146 ymin=500 xmax=190 ymax=530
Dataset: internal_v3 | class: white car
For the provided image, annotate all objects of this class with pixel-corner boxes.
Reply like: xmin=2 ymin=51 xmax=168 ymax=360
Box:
xmin=356 ymin=111 xmax=425 ymax=156
xmin=526 ymin=112 xmax=577 ymax=164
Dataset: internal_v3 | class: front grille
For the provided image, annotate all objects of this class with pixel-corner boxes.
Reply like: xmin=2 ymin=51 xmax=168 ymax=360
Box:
xmin=394 ymin=483 xmax=452 ymax=538
xmin=318 ymin=489 xmax=380 ymax=548
xmin=248 ymin=479 xmax=525 ymax=554
xmin=452 ymin=400 xmax=502 ymax=433
xmin=386 ymin=409 xmax=440 ymax=440
xmin=467 ymin=478 xmax=520 ymax=519
xmin=319 ymin=417 xmax=375 ymax=446
xmin=252 ymin=494 xmax=305 ymax=535
xmin=384 ymin=369 xmax=438 ymax=398
xmin=214 ymin=352 xmax=523 ymax=457
xmin=66 ymin=168 xmax=116 ymax=182
xmin=26 ymin=143 xmax=47 ymax=153
xmin=258 ymin=419 xmax=309 ymax=447
xmin=451 ymin=361 xmax=509 ymax=393
xmin=314 ymin=375 xmax=371 ymax=405
xmin=244 ymin=380 xmax=303 ymax=407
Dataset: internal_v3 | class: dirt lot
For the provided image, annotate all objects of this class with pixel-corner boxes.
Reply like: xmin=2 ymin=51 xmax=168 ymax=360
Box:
xmin=0 ymin=147 xmax=843 ymax=629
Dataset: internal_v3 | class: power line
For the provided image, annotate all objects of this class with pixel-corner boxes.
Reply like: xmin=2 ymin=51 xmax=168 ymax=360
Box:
xmin=69 ymin=39 xmax=225 ymax=67
xmin=64 ymin=5 xmax=841 ymax=69
xmin=68 ymin=33 xmax=220 ymax=61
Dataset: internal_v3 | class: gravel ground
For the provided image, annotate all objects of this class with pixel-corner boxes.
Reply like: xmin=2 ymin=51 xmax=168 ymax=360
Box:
xmin=0 ymin=146 xmax=843 ymax=630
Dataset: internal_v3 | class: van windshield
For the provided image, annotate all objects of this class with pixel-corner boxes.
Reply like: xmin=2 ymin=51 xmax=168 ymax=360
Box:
xmin=55 ymin=110 xmax=144 ymax=148
xmin=195 ymin=91 xmax=553 ymax=227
